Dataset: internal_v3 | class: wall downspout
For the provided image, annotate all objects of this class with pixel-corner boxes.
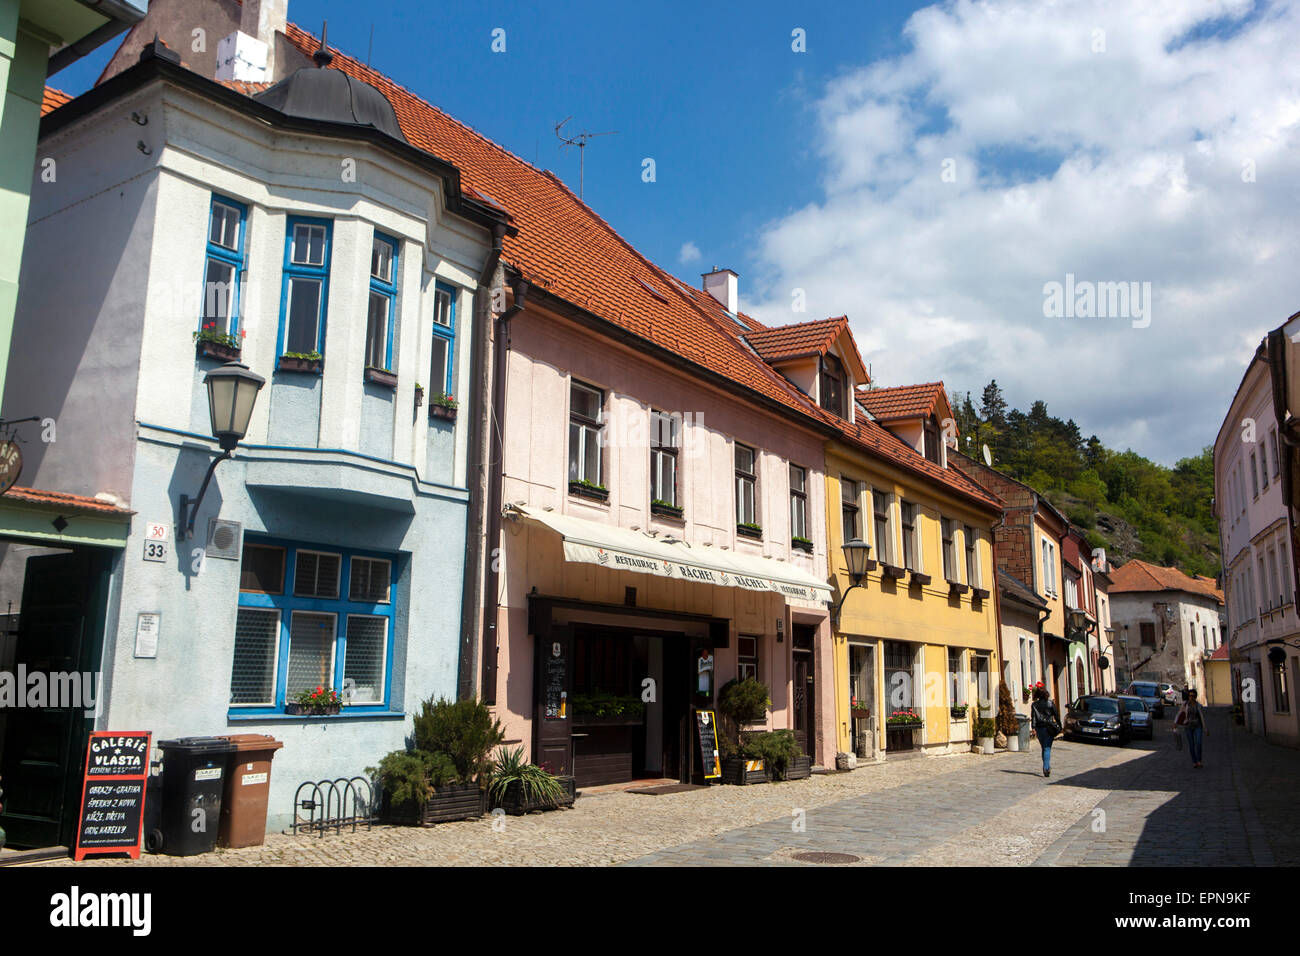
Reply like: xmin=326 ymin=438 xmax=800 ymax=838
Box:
xmin=456 ymin=224 xmax=505 ymax=701
xmin=479 ymin=274 xmax=528 ymax=704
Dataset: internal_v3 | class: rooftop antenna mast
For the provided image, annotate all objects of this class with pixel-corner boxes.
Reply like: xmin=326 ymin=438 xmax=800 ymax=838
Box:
xmin=554 ymin=116 xmax=618 ymax=200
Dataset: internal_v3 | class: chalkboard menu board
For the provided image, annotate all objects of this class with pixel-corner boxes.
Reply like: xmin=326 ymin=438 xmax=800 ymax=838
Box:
xmin=544 ymin=643 xmax=567 ymax=720
xmin=73 ymin=731 xmax=151 ymax=861
xmin=695 ymin=710 xmax=721 ymax=779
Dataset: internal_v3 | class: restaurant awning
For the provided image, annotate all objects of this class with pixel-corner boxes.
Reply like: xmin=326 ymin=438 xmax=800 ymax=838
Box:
xmin=508 ymin=503 xmax=832 ymax=605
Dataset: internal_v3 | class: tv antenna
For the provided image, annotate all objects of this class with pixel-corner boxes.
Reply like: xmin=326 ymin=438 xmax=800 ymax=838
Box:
xmin=554 ymin=116 xmax=618 ymax=200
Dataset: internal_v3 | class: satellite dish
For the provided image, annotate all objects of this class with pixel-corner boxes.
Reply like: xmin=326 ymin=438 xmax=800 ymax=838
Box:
xmin=982 ymin=444 xmax=993 ymax=467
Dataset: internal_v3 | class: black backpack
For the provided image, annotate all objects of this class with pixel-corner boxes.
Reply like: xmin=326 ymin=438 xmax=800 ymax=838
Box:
xmin=1033 ymin=700 xmax=1061 ymax=736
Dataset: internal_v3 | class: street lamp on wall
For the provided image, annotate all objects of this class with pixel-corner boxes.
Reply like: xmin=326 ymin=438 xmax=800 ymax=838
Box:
xmin=178 ymin=362 xmax=265 ymax=540
xmin=833 ymin=538 xmax=872 ymax=625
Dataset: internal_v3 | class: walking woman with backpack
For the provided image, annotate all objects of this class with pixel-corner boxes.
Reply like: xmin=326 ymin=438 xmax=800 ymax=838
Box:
xmin=1031 ymin=684 xmax=1062 ymax=778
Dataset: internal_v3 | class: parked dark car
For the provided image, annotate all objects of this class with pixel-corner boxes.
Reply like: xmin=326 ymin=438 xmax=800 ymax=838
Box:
xmin=1124 ymin=681 xmax=1166 ymax=718
xmin=1064 ymin=695 xmax=1132 ymax=744
xmin=1117 ymin=695 xmax=1154 ymax=739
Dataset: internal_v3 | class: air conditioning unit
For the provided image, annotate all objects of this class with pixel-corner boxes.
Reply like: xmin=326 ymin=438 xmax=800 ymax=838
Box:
xmin=205 ymin=518 xmax=243 ymax=560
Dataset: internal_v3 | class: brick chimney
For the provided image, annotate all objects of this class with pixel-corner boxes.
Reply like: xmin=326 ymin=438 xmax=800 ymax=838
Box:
xmin=701 ymin=267 xmax=738 ymax=314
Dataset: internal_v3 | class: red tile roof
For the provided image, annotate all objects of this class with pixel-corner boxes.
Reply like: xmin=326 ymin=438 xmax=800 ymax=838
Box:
xmin=1209 ymin=643 xmax=1229 ymax=661
xmin=857 ymin=382 xmax=947 ymax=422
xmin=41 ymin=87 xmax=72 ymax=116
xmin=3 ymin=486 xmax=133 ymax=516
xmin=1109 ymin=559 xmax=1224 ymax=604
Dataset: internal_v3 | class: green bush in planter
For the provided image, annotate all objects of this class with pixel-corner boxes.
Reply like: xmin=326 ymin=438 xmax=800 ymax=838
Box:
xmin=717 ymin=678 xmax=773 ymax=756
xmin=488 ymin=746 xmax=566 ymax=808
xmin=742 ymin=729 xmax=802 ymax=780
xmin=412 ymin=696 xmax=505 ymax=783
xmin=974 ymin=717 xmax=997 ymax=739
xmin=368 ymin=750 xmax=458 ymax=807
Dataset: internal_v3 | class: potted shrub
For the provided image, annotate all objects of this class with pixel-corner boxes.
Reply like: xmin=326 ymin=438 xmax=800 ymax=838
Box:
xmin=194 ymin=324 xmax=243 ymax=361
xmin=569 ymin=691 xmax=645 ymax=724
xmin=429 ymin=391 xmax=458 ymax=421
xmin=996 ymin=681 xmax=1019 ymax=750
xmin=950 ymin=703 xmax=969 ymax=721
xmin=370 ymin=695 xmax=504 ymax=825
xmin=973 ymin=717 xmax=996 ymax=754
xmin=285 ymin=685 xmax=341 ymax=716
xmin=279 ymin=350 xmax=323 ymax=373
xmin=488 ymin=746 xmax=575 ymax=815
xmin=744 ymin=729 xmax=809 ymax=781
xmin=716 ymin=678 xmax=771 ymax=784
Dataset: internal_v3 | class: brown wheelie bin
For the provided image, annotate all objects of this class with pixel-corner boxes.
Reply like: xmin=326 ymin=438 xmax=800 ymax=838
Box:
xmin=217 ymin=734 xmax=284 ymax=848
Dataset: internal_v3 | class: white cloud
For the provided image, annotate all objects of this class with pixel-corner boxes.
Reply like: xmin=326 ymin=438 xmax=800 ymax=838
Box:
xmin=679 ymin=241 xmax=702 ymax=264
xmin=746 ymin=0 xmax=1300 ymax=464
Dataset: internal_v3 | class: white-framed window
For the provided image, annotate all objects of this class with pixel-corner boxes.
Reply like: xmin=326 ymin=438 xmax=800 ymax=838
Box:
xmin=963 ymin=525 xmax=980 ymax=587
xmin=902 ymin=501 xmax=920 ymax=572
xmin=569 ymin=380 xmax=604 ymax=488
xmin=1041 ymin=537 xmax=1057 ymax=597
xmin=735 ymin=443 xmax=758 ymax=527
xmin=1250 ymin=452 xmax=1259 ymax=497
xmin=650 ymin=410 xmax=680 ymax=508
xmin=738 ymin=635 xmax=760 ymax=682
xmin=873 ymin=488 xmax=893 ymax=565
xmin=948 ymin=648 xmax=966 ymax=706
xmin=789 ymin=464 xmax=808 ymax=541
xmin=1271 ymin=428 xmax=1281 ymax=479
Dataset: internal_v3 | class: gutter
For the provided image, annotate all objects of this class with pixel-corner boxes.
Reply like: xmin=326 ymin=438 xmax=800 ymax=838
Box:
xmin=479 ymin=273 xmax=529 ymax=704
xmin=456 ymin=223 xmax=507 ymax=700
xmin=47 ymin=1 xmax=147 ymax=77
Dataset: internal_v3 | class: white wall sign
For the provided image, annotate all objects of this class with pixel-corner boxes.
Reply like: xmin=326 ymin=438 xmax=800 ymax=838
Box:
xmin=143 ymin=521 xmax=169 ymax=562
xmin=143 ymin=539 xmax=168 ymax=562
xmin=135 ymin=612 xmax=160 ymax=658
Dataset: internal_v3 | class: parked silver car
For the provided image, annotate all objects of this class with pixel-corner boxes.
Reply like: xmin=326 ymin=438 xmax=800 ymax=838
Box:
xmin=1117 ymin=695 xmax=1154 ymax=739
xmin=1125 ymin=681 xmax=1166 ymax=718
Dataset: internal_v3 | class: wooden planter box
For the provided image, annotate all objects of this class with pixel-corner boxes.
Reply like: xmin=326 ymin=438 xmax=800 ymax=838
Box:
xmin=284 ymin=702 xmax=340 ymax=716
xmin=882 ymin=563 xmax=905 ymax=580
xmin=278 ymin=355 xmax=323 ymax=374
xmin=569 ymin=481 xmax=608 ymax=502
xmin=385 ymin=781 xmax=484 ymax=826
xmin=429 ymin=403 xmax=458 ymax=422
xmin=736 ymin=524 xmax=763 ymax=540
xmin=948 ymin=581 xmax=969 ymax=596
xmin=493 ymin=776 xmax=576 ymax=816
xmin=885 ymin=723 xmax=921 ymax=752
xmin=364 ymin=366 xmax=398 ymax=388
xmin=721 ymin=757 xmax=769 ymax=785
xmin=572 ymin=714 xmax=644 ymax=726
xmin=195 ymin=340 xmax=241 ymax=362
xmin=972 ymin=587 xmax=990 ymax=601
xmin=909 ymin=571 xmax=932 ymax=586
xmin=782 ymin=754 xmax=812 ymax=781
xmin=651 ymin=502 xmax=684 ymax=520
xmin=791 ymin=538 xmax=814 ymax=553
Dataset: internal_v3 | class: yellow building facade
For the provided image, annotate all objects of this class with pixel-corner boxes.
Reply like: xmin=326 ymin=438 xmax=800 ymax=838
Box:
xmin=826 ymin=441 xmax=1003 ymax=759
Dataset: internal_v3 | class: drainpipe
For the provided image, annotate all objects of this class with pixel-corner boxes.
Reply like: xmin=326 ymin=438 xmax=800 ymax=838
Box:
xmin=456 ymin=224 xmax=506 ymax=701
xmin=479 ymin=274 xmax=529 ymax=704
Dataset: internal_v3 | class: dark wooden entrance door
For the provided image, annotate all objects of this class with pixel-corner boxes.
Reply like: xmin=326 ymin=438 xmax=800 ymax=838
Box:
xmin=533 ymin=626 xmax=574 ymax=777
xmin=792 ymin=625 xmax=816 ymax=759
xmin=0 ymin=549 xmax=111 ymax=848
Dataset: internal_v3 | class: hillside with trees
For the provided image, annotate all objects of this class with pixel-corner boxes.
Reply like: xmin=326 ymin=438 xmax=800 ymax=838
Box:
xmin=950 ymin=381 xmax=1220 ymax=578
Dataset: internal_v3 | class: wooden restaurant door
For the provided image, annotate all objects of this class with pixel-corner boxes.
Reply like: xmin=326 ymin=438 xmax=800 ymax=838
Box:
xmin=533 ymin=626 xmax=574 ymax=777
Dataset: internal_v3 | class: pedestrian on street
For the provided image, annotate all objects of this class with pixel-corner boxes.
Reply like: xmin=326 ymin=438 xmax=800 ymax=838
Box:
xmin=1175 ymin=688 xmax=1207 ymax=768
xmin=1031 ymin=684 xmax=1062 ymax=778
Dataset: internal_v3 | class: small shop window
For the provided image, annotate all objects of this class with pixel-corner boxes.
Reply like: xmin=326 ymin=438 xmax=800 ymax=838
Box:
xmin=240 ymin=543 xmax=285 ymax=594
xmin=738 ymin=636 xmax=760 ymax=683
xmin=294 ymin=550 xmax=341 ymax=599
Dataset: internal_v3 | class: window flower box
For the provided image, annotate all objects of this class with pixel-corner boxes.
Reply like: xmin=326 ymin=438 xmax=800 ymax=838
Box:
xmin=908 ymin=571 xmax=932 ymax=586
xmin=278 ymin=352 xmax=323 ymax=374
xmin=950 ymin=705 xmax=970 ymax=720
xmin=972 ymin=587 xmax=990 ymax=600
xmin=882 ymin=563 xmax=905 ymax=579
xmin=364 ymin=366 xmax=398 ymax=388
xmin=428 ymin=391 xmax=458 ymax=421
xmin=948 ymin=580 xmax=969 ymax=596
xmin=195 ymin=339 xmax=241 ymax=362
xmin=569 ymin=479 xmax=609 ymax=502
xmin=850 ymin=707 xmax=872 ymax=720
xmin=286 ymin=685 xmax=342 ymax=716
xmin=791 ymin=536 xmax=814 ymax=553
xmin=737 ymin=522 xmax=763 ymax=540
xmin=284 ymin=701 xmax=341 ymax=716
xmin=651 ymin=499 xmax=683 ymax=520
xmin=492 ymin=775 xmax=576 ymax=815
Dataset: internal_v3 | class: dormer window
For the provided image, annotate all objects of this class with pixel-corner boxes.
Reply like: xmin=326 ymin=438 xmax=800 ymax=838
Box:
xmin=820 ymin=353 xmax=846 ymax=418
xmin=923 ymin=417 xmax=942 ymax=464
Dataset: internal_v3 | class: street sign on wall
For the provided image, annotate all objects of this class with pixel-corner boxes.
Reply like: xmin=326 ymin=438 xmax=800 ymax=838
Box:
xmin=0 ymin=440 xmax=21 ymax=495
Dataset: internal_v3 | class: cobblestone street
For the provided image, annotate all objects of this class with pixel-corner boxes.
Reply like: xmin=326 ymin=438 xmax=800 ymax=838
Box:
xmin=35 ymin=708 xmax=1297 ymax=867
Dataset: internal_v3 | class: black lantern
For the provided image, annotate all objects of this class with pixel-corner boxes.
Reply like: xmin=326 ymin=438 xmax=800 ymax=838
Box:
xmin=842 ymin=538 xmax=872 ymax=585
xmin=205 ymin=361 xmax=265 ymax=450
xmin=178 ymin=362 xmax=265 ymax=540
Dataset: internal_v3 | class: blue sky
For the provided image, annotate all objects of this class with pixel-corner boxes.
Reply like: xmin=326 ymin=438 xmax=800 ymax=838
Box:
xmin=51 ymin=0 xmax=1300 ymax=466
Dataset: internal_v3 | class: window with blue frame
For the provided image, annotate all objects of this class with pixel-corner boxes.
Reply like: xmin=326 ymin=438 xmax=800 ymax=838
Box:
xmin=429 ymin=282 xmax=456 ymax=397
xmin=366 ymin=232 xmax=399 ymax=372
xmin=279 ymin=217 xmax=332 ymax=359
xmin=230 ymin=539 xmax=396 ymax=714
xmin=201 ymin=195 xmax=247 ymax=336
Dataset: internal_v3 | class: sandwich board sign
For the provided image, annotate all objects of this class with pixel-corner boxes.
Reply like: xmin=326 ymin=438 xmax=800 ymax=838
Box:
xmin=73 ymin=731 xmax=151 ymax=861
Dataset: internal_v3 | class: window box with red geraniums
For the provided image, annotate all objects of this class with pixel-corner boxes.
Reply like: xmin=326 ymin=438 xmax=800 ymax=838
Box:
xmin=429 ymin=391 xmax=458 ymax=421
xmin=885 ymin=709 xmax=922 ymax=726
xmin=194 ymin=324 xmax=244 ymax=362
xmin=286 ymin=685 xmax=342 ymax=716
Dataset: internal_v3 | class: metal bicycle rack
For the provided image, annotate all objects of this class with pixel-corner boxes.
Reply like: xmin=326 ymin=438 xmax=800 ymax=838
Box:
xmin=290 ymin=777 xmax=377 ymax=837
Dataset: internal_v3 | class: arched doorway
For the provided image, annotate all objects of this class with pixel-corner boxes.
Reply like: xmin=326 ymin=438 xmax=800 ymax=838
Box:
xmin=1076 ymin=657 xmax=1086 ymax=698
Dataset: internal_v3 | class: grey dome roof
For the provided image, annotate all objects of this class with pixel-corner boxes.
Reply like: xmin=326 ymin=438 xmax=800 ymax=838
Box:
xmin=254 ymin=67 xmax=406 ymax=143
